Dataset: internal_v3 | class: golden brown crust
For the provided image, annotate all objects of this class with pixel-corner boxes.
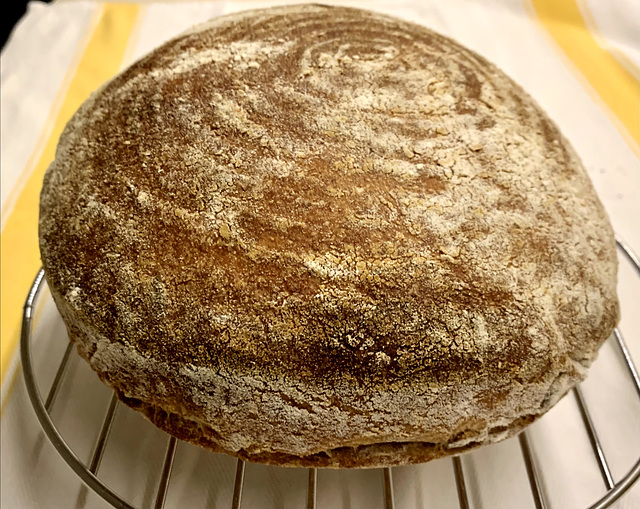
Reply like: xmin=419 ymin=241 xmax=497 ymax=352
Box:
xmin=39 ymin=5 xmax=619 ymax=467
xmin=64 ymin=295 xmax=544 ymax=468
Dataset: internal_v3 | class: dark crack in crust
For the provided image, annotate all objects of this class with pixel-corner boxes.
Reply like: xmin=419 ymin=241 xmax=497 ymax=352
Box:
xmin=39 ymin=4 xmax=619 ymax=467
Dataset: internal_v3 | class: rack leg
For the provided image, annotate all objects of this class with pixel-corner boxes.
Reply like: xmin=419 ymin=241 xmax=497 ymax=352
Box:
xmin=154 ymin=436 xmax=177 ymax=509
xmin=613 ymin=328 xmax=640 ymax=399
xmin=231 ymin=459 xmax=245 ymax=509
xmin=45 ymin=341 xmax=74 ymax=412
xmin=75 ymin=392 xmax=119 ymax=509
xmin=573 ymin=387 xmax=614 ymax=489
xmin=307 ymin=468 xmax=317 ymax=509
xmin=383 ymin=467 xmax=395 ymax=509
xmin=88 ymin=393 xmax=119 ymax=473
xmin=452 ymin=456 xmax=470 ymax=509
xmin=519 ymin=432 xmax=547 ymax=509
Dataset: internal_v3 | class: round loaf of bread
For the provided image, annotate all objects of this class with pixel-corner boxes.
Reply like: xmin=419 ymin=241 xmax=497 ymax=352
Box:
xmin=39 ymin=4 xmax=619 ymax=467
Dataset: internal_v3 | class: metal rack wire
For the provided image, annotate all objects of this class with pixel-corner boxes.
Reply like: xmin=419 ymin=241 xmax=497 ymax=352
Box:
xmin=21 ymin=237 xmax=640 ymax=509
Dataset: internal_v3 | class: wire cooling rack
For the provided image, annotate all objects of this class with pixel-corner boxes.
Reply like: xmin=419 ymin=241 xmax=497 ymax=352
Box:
xmin=21 ymin=237 xmax=640 ymax=509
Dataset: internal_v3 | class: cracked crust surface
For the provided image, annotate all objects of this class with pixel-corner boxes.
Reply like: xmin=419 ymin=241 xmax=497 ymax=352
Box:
xmin=39 ymin=5 xmax=619 ymax=467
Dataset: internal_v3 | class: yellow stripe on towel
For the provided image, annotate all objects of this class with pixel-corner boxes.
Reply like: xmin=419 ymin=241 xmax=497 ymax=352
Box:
xmin=530 ymin=0 xmax=640 ymax=152
xmin=0 ymin=3 xmax=141 ymax=386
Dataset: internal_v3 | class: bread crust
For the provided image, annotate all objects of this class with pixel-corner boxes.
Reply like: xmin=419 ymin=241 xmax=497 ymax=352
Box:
xmin=39 ymin=5 xmax=619 ymax=467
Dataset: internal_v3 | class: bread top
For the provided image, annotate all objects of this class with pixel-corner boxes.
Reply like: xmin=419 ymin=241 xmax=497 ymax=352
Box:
xmin=40 ymin=4 xmax=618 ymax=393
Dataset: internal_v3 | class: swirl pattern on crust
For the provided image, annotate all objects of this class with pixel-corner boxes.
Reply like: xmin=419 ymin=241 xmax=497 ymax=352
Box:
xmin=39 ymin=5 xmax=619 ymax=467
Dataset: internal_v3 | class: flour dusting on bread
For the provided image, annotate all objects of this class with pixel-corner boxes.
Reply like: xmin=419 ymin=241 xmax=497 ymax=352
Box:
xmin=39 ymin=4 xmax=619 ymax=467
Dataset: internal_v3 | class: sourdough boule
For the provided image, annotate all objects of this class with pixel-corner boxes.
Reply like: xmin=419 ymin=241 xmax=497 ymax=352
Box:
xmin=38 ymin=4 xmax=619 ymax=468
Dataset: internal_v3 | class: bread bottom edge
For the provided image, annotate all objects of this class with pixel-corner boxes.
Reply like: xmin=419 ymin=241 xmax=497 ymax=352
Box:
xmin=114 ymin=389 xmax=540 ymax=468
